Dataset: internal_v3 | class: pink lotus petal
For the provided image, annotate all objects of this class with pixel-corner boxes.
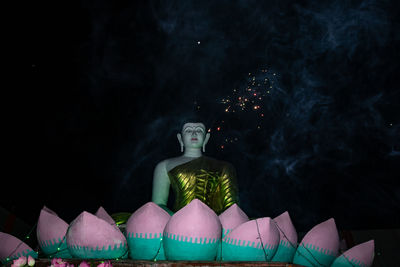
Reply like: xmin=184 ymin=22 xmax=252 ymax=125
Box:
xmin=224 ymin=217 xmax=280 ymax=249
xmin=300 ymin=218 xmax=339 ymax=254
xmin=164 ymin=199 xmax=221 ymax=241
xmin=12 ymin=256 xmax=27 ymax=267
xmin=78 ymin=261 xmax=90 ymax=267
xmin=126 ymin=202 xmax=170 ymax=235
xmin=37 ymin=207 xmax=69 ymax=247
xmin=95 ymin=207 xmax=119 ymax=231
xmin=219 ymin=204 xmax=249 ymax=231
xmin=66 ymin=211 xmax=127 ymax=254
xmin=27 ymin=255 xmax=35 ymax=266
xmin=0 ymin=232 xmax=36 ymax=261
xmin=50 ymin=257 xmax=70 ymax=267
xmin=51 ymin=258 xmax=62 ymax=265
xmin=334 ymin=240 xmax=375 ymax=267
xmin=97 ymin=260 xmax=112 ymax=267
xmin=273 ymin=211 xmax=298 ymax=246
xmin=42 ymin=206 xmax=58 ymax=216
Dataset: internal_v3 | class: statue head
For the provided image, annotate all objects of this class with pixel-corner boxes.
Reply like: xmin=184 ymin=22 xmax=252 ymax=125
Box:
xmin=177 ymin=122 xmax=211 ymax=153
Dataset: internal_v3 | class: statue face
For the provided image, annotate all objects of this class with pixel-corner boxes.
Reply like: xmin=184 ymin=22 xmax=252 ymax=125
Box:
xmin=181 ymin=122 xmax=206 ymax=149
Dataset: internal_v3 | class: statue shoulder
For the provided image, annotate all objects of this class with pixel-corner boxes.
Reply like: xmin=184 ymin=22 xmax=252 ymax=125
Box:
xmin=164 ymin=156 xmax=186 ymax=172
xmin=154 ymin=159 xmax=168 ymax=173
xmin=154 ymin=157 xmax=181 ymax=173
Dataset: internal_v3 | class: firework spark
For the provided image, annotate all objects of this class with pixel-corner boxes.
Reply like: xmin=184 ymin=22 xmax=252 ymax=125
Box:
xmin=194 ymin=68 xmax=282 ymax=150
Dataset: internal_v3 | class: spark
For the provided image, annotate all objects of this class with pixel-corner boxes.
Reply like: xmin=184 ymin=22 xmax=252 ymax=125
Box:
xmin=212 ymin=67 xmax=281 ymax=143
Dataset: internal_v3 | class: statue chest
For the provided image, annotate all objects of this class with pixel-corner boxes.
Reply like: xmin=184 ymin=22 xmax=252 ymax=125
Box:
xmin=167 ymin=161 xmax=223 ymax=212
xmin=169 ymin=168 xmax=221 ymax=196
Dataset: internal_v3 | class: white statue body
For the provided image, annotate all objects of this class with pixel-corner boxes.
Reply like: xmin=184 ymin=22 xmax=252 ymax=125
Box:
xmin=151 ymin=122 xmax=210 ymax=207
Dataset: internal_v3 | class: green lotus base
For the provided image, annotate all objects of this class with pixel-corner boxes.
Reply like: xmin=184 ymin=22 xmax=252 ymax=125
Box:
xmin=39 ymin=237 xmax=72 ymax=258
xmin=221 ymin=240 xmax=277 ymax=261
xmin=163 ymin=233 xmax=219 ymax=261
xmin=1 ymin=249 xmax=38 ymax=265
xmin=67 ymin=243 xmax=128 ymax=259
xmin=293 ymin=244 xmax=336 ymax=267
xmin=271 ymin=240 xmax=296 ymax=262
xmin=216 ymin=229 xmax=232 ymax=260
xmin=331 ymin=255 xmax=368 ymax=267
xmin=127 ymin=232 xmax=166 ymax=260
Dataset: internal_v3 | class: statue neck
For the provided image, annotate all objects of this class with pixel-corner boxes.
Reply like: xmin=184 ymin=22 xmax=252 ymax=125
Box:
xmin=182 ymin=147 xmax=202 ymax=158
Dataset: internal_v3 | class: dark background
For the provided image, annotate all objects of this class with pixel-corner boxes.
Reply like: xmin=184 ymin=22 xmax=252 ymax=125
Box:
xmin=6 ymin=0 xmax=400 ymax=237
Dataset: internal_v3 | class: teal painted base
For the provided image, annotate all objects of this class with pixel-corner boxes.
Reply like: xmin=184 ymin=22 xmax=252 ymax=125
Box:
xmin=331 ymin=255 xmax=368 ymax=267
xmin=221 ymin=228 xmax=231 ymax=239
xmin=39 ymin=237 xmax=72 ymax=258
xmin=67 ymin=243 xmax=128 ymax=259
xmin=293 ymin=244 xmax=336 ymax=267
xmin=216 ymin=229 xmax=231 ymax=261
xmin=126 ymin=232 xmax=165 ymax=260
xmin=221 ymin=239 xmax=277 ymax=261
xmin=1 ymin=249 xmax=38 ymax=265
xmin=271 ymin=240 xmax=296 ymax=262
xmin=163 ymin=233 xmax=219 ymax=261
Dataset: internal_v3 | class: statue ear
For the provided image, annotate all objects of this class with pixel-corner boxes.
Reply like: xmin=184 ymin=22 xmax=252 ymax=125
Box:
xmin=177 ymin=133 xmax=184 ymax=152
xmin=202 ymin=133 xmax=210 ymax=152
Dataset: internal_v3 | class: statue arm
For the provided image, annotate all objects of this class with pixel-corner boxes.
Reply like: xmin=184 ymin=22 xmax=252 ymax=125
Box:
xmin=151 ymin=160 xmax=170 ymax=206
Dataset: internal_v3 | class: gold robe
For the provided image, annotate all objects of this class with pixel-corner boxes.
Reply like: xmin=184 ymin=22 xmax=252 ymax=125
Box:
xmin=168 ymin=156 xmax=239 ymax=214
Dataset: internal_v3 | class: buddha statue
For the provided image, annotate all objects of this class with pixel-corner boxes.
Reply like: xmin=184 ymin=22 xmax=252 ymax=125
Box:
xmin=151 ymin=122 xmax=239 ymax=215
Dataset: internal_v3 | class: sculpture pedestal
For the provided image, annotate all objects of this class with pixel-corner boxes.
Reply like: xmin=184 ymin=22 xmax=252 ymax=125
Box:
xmin=27 ymin=259 xmax=305 ymax=267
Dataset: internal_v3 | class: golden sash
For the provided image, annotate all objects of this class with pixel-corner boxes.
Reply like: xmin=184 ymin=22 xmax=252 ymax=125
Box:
xmin=168 ymin=156 xmax=239 ymax=214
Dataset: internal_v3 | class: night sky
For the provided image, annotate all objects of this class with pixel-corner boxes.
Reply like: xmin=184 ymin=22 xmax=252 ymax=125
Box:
xmin=11 ymin=0 xmax=400 ymax=235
